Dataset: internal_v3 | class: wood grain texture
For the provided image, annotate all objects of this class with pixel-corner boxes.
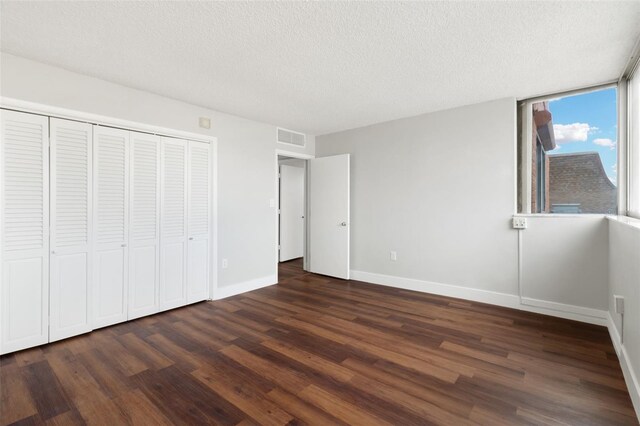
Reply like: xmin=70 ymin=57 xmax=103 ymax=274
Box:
xmin=1 ymin=259 xmax=637 ymax=425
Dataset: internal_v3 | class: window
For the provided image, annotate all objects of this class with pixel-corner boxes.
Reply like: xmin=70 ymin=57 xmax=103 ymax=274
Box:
xmin=519 ymin=87 xmax=618 ymax=214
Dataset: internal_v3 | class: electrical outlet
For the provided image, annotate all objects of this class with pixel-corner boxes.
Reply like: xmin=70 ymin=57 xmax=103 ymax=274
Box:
xmin=222 ymin=259 xmax=228 ymax=269
xmin=390 ymin=251 xmax=397 ymax=261
xmin=512 ymin=216 xmax=527 ymax=229
xmin=614 ymin=295 xmax=625 ymax=314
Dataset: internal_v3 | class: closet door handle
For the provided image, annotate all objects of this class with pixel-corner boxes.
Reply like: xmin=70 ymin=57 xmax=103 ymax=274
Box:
xmin=189 ymin=237 xmax=194 ymax=240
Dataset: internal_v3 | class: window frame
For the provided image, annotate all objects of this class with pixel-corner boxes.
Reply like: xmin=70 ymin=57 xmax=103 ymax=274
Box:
xmin=535 ymin=137 xmax=546 ymax=213
xmin=627 ymin=69 xmax=640 ymax=219
xmin=518 ymin=82 xmax=622 ymax=215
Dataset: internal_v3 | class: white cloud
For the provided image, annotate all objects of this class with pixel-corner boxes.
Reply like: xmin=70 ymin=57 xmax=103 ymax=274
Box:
xmin=553 ymin=123 xmax=597 ymax=143
xmin=593 ymin=138 xmax=616 ymax=150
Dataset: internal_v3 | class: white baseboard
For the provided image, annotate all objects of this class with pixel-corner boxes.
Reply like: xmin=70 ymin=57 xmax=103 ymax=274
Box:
xmin=351 ymin=270 xmax=520 ymax=308
xmin=350 ymin=270 xmax=608 ymax=326
xmin=519 ymin=297 xmax=608 ymax=326
xmin=213 ymin=275 xmax=277 ymax=300
xmin=608 ymin=313 xmax=640 ymax=420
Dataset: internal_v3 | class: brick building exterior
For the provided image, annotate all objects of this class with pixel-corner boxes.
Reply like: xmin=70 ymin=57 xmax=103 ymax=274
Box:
xmin=548 ymin=152 xmax=617 ymax=214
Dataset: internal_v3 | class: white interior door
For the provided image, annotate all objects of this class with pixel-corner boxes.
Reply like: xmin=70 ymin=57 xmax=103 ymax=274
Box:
xmin=187 ymin=141 xmax=211 ymax=304
xmin=160 ymin=137 xmax=187 ymax=310
xmin=309 ymin=154 xmax=350 ymax=279
xmin=128 ymin=131 xmax=161 ymax=320
xmin=279 ymin=164 xmax=304 ymax=262
xmin=93 ymin=126 xmax=129 ymax=328
xmin=49 ymin=118 xmax=92 ymax=341
xmin=0 ymin=110 xmax=50 ymax=354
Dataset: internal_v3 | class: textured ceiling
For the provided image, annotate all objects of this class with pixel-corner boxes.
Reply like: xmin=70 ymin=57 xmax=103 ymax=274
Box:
xmin=1 ymin=1 xmax=640 ymax=135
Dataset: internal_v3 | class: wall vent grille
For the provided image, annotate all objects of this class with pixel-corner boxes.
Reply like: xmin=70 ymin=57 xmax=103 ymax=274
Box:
xmin=277 ymin=128 xmax=306 ymax=147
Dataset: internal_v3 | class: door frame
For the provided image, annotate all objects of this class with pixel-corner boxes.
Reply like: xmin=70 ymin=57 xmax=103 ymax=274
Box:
xmin=275 ymin=149 xmax=314 ymax=282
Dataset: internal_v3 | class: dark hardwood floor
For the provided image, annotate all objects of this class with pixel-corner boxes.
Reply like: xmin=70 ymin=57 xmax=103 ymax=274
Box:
xmin=1 ymin=258 xmax=637 ymax=425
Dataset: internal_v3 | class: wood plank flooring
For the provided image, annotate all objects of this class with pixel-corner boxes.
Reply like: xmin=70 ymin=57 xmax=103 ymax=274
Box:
xmin=1 ymin=258 xmax=637 ymax=425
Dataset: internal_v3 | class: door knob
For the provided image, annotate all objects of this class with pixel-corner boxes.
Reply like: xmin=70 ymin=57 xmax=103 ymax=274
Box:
xmin=51 ymin=250 xmax=56 ymax=255
xmin=340 ymin=222 xmax=347 ymax=226
xmin=189 ymin=237 xmax=194 ymax=240
xmin=121 ymin=244 xmax=127 ymax=248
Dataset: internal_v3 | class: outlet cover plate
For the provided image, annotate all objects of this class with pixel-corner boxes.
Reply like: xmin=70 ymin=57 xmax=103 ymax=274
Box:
xmin=512 ymin=217 xmax=527 ymax=229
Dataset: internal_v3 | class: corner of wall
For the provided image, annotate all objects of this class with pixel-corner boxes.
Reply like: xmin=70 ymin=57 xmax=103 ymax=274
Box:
xmin=608 ymin=312 xmax=640 ymax=419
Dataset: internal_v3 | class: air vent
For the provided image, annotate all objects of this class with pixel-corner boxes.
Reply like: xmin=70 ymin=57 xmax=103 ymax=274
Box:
xmin=277 ymin=128 xmax=306 ymax=147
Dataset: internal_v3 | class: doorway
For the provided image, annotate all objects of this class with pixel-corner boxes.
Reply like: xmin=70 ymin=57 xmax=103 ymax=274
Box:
xmin=278 ymin=155 xmax=307 ymax=274
xmin=275 ymin=150 xmax=351 ymax=282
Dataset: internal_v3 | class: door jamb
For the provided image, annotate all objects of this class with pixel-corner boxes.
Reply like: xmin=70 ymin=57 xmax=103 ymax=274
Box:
xmin=275 ymin=149 xmax=314 ymax=283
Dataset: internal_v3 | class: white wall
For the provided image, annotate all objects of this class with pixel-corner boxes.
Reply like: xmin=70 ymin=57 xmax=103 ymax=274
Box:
xmin=318 ymin=98 xmax=519 ymax=293
xmin=0 ymin=53 xmax=315 ymax=290
xmin=521 ymin=216 xmax=608 ymax=311
xmin=316 ymin=98 xmax=610 ymax=322
xmin=608 ymin=217 xmax=640 ymax=414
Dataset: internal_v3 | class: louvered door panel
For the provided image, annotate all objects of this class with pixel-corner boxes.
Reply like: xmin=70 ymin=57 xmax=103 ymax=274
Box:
xmin=93 ymin=126 xmax=129 ymax=328
xmin=160 ymin=137 xmax=187 ymax=310
xmin=129 ymin=131 xmax=161 ymax=319
xmin=96 ymin=133 xmax=127 ymax=244
xmin=187 ymin=141 xmax=211 ymax=303
xmin=162 ymin=141 xmax=186 ymax=239
xmin=0 ymin=110 xmax=49 ymax=355
xmin=50 ymin=118 xmax=93 ymax=341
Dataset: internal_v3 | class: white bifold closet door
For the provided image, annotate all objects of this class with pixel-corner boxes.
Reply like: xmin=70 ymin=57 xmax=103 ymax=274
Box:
xmin=49 ymin=118 xmax=93 ymax=342
xmin=93 ymin=126 xmax=129 ymax=328
xmin=0 ymin=110 xmax=50 ymax=355
xmin=128 ymin=131 xmax=161 ymax=319
xmin=160 ymin=137 xmax=188 ymax=310
xmin=187 ymin=141 xmax=211 ymax=303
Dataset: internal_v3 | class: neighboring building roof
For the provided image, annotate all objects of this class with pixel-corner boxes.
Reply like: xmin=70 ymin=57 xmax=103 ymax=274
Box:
xmin=533 ymin=102 xmax=556 ymax=151
xmin=548 ymin=152 xmax=616 ymax=214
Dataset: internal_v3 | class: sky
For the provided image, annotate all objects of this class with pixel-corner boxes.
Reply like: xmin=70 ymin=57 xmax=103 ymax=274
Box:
xmin=547 ymin=87 xmax=617 ymax=184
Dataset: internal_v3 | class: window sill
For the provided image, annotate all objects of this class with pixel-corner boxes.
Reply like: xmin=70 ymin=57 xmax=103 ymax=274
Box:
xmin=606 ymin=215 xmax=640 ymax=231
xmin=514 ymin=213 xmax=609 ymax=219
